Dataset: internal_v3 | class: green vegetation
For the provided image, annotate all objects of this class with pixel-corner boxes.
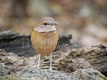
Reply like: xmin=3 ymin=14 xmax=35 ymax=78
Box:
xmin=0 ymin=76 xmax=23 ymax=80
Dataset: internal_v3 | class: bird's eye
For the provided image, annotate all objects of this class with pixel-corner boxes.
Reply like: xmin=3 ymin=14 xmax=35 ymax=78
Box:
xmin=44 ymin=23 xmax=47 ymax=25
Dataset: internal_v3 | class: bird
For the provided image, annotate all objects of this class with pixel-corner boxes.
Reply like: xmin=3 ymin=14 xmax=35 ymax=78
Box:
xmin=31 ymin=17 xmax=58 ymax=70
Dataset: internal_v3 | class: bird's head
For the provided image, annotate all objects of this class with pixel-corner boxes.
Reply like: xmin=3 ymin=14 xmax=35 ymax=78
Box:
xmin=34 ymin=17 xmax=58 ymax=32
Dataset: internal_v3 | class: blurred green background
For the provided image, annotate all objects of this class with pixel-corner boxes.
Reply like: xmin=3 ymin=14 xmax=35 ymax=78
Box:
xmin=0 ymin=0 xmax=107 ymax=46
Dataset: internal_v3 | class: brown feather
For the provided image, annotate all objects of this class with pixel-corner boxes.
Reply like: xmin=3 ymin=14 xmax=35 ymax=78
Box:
xmin=31 ymin=30 xmax=58 ymax=55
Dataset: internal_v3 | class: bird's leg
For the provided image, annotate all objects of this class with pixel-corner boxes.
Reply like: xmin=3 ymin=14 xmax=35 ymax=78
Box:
xmin=50 ymin=53 xmax=52 ymax=70
xmin=38 ymin=54 xmax=41 ymax=69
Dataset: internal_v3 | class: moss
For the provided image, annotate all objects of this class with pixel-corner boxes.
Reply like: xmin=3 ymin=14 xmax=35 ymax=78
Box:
xmin=95 ymin=72 xmax=107 ymax=80
xmin=100 ymin=76 xmax=107 ymax=80
xmin=0 ymin=76 xmax=23 ymax=80
xmin=97 ymin=76 xmax=107 ymax=80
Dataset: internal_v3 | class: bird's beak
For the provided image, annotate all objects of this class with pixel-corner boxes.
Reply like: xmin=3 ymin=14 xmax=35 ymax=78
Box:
xmin=49 ymin=22 xmax=58 ymax=25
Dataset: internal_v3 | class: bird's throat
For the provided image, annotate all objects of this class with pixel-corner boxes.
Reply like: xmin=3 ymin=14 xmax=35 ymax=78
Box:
xmin=34 ymin=25 xmax=56 ymax=32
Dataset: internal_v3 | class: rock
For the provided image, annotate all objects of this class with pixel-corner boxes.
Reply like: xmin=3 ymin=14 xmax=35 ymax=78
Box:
xmin=19 ymin=68 xmax=107 ymax=80
xmin=51 ymin=44 xmax=107 ymax=74
xmin=0 ymin=30 xmax=72 ymax=57
xmin=55 ymin=34 xmax=73 ymax=52
xmin=0 ymin=63 xmax=6 ymax=76
xmin=0 ymin=30 xmax=107 ymax=79
xmin=0 ymin=30 xmax=35 ymax=57
xmin=55 ymin=57 xmax=93 ymax=73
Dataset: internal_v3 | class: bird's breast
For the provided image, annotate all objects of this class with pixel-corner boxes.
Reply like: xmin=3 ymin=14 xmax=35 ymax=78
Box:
xmin=31 ymin=30 xmax=58 ymax=55
xmin=36 ymin=31 xmax=56 ymax=48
